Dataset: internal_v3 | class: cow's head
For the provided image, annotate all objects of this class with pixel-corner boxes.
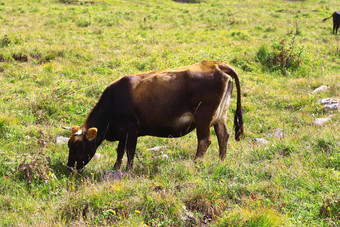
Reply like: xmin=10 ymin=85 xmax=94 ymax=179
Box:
xmin=66 ymin=126 xmax=98 ymax=172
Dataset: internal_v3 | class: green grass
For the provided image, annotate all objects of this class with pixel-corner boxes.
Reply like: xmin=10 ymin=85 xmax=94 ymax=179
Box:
xmin=0 ymin=0 xmax=340 ymax=225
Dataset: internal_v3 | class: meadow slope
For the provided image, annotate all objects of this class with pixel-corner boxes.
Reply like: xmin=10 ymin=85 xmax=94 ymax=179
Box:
xmin=0 ymin=0 xmax=339 ymax=226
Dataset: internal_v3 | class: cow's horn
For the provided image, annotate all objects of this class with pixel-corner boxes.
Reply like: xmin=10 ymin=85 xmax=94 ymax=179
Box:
xmin=73 ymin=129 xmax=83 ymax=136
xmin=62 ymin=126 xmax=72 ymax=130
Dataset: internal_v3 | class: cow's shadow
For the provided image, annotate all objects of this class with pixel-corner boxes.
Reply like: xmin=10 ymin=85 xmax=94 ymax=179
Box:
xmin=50 ymin=161 xmax=128 ymax=183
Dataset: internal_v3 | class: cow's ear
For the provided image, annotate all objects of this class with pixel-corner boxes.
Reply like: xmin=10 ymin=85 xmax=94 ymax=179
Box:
xmin=71 ymin=126 xmax=81 ymax=135
xmin=86 ymin=128 xmax=98 ymax=141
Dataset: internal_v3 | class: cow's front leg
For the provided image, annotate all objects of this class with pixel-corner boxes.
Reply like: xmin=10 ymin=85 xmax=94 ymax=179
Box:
xmin=125 ymin=132 xmax=138 ymax=171
xmin=113 ymin=140 xmax=125 ymax=170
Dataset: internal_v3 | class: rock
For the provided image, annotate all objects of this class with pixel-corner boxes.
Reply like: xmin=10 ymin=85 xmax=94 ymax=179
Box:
xmin=56 ymin=136 xmax=69 ymax=144
xmin=181 ymin=205 xmax=197 ymax=224
xmin=317 ymin=98 xmax=339 ymax=112
xmin=317 ymin=98 xmax=337 ymax=105
xmin=313 ymin=85 xmax=330 ymax=93
xmin=324 ymin=103 xmax=339 ymax=111
xmin=147 ymin=146 xmax=167 ymax=152
xmin=255 ymin=138 xmax=269 ymax=145
xmin=313 ymin=118 xmax=330 ymax=126
xmin=93 ymin=153 xmax=102 ymax=159
xmin=104 ymin=170 xmax=128 ymax=182
xmin=271 ymin=128 xmax=284 ymax=139
xmin=162 ymin=154 xmax=169 ymax=159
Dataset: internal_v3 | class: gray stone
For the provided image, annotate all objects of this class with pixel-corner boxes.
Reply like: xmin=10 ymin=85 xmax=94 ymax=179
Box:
xmin=104 ymin=170 xmax=128 ymax=182
xmin=323 ymin=103 xmax=339 ymax=111
xmin=255 ymin=138 xmax=269 ymax=145
xmin=162 ymin=154 xmax=169 ymax=159
xmin=313 ymin=118 xmax=330 ymax=126
xmin=273 ymin=128 xmax=284 ymax=138
xmin=56 ymin=136 xmax=69 ymax=144
xmin=147 ymin=146 xmax=167 ymax=152
xmin=313 ymin=85 xmax=330 ymax=93
xmin=93 ymin=153 xmax=102 ymax=159
xmin=317 ymin=98 xmax=339 ymax=111
xmin=317 ymin=98 xmax=337 ymax=105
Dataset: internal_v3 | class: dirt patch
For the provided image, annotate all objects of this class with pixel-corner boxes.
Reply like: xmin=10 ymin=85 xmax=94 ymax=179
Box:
xmin=173 ymin=0 xmax=201 ymax=3
xmin=12 ymin=54 xmax=28 ymax=62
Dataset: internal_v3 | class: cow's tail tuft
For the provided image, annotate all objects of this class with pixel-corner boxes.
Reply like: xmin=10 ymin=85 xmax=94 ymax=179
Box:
xmin=234 ymin=105 xmax=243 ymax=141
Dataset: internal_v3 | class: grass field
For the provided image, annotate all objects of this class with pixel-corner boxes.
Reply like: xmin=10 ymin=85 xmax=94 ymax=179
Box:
xmin=0 ymin=0 xmax=339 ymax=225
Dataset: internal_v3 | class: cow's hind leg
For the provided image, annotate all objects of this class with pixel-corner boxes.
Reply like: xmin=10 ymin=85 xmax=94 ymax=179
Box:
xmin=214 ymin=81 xmax=233 ymax=160
xmin=214 ymin=120 xmax=230 ymax=160
xmin=113 ymin=140 xmax=125 ymax=170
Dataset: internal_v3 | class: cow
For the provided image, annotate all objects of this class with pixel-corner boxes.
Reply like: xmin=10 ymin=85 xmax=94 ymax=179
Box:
xmin=65 ymin=60 xmax=244 ymax=172
xmin=323 ymin=11 xmax=340 ymax=34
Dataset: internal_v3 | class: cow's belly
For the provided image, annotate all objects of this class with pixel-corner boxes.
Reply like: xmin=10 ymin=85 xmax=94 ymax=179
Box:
xmin=140 ymin=112 xmax=196 ymax=137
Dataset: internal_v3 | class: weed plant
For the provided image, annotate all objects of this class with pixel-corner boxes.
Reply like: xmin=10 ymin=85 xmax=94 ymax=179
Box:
xmin=0 ymin=0 xmax=339 ymax=226
xmin=256 ymin=35 xmax=305 ymax=75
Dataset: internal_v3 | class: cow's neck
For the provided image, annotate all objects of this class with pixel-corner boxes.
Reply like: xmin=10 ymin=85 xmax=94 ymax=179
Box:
xmin=83 ymin=105 xmax=109 ymax=147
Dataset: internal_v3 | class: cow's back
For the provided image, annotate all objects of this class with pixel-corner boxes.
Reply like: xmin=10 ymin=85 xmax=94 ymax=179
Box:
xmin=129 ymin=60 xmax=231 ymax=137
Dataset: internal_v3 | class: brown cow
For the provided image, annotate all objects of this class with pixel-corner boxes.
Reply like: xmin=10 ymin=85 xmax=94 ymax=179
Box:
xmin=323 ymin=11 xmax=340 ymax=34
xmin=65 ymin=60 xmax=243 ymax=172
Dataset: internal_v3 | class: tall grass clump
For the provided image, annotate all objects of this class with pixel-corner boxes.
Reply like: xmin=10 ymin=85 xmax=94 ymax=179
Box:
xmin=58 ymin=179 xmax=185 ymax=226
xmin=256 ymin=36 xmax=305 ymax=75
xmin=216 ymin=206 xmax=286 ymax=226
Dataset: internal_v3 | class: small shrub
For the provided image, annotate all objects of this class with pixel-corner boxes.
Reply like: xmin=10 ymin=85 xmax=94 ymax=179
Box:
xmin=17 ymin=151 xmax=52 ymax=185
xmin=256 ymin=36 xmax=304 ymax=75
xmin=0 ymin=35 xmax=11 ymax=47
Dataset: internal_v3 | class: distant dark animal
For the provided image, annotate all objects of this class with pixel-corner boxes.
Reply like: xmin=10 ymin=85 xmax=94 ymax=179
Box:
xmin=323 ymin=11 xmax=340 ymax=34
xmin=64 ymin=60 xmax=244 ymax=172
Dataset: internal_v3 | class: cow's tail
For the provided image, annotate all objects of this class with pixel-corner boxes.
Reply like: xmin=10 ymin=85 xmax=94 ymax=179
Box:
xmin=218 ymin=63 xmax=244 ymax=141
xmin=323 ymin=13 xmax=334 ymax=22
